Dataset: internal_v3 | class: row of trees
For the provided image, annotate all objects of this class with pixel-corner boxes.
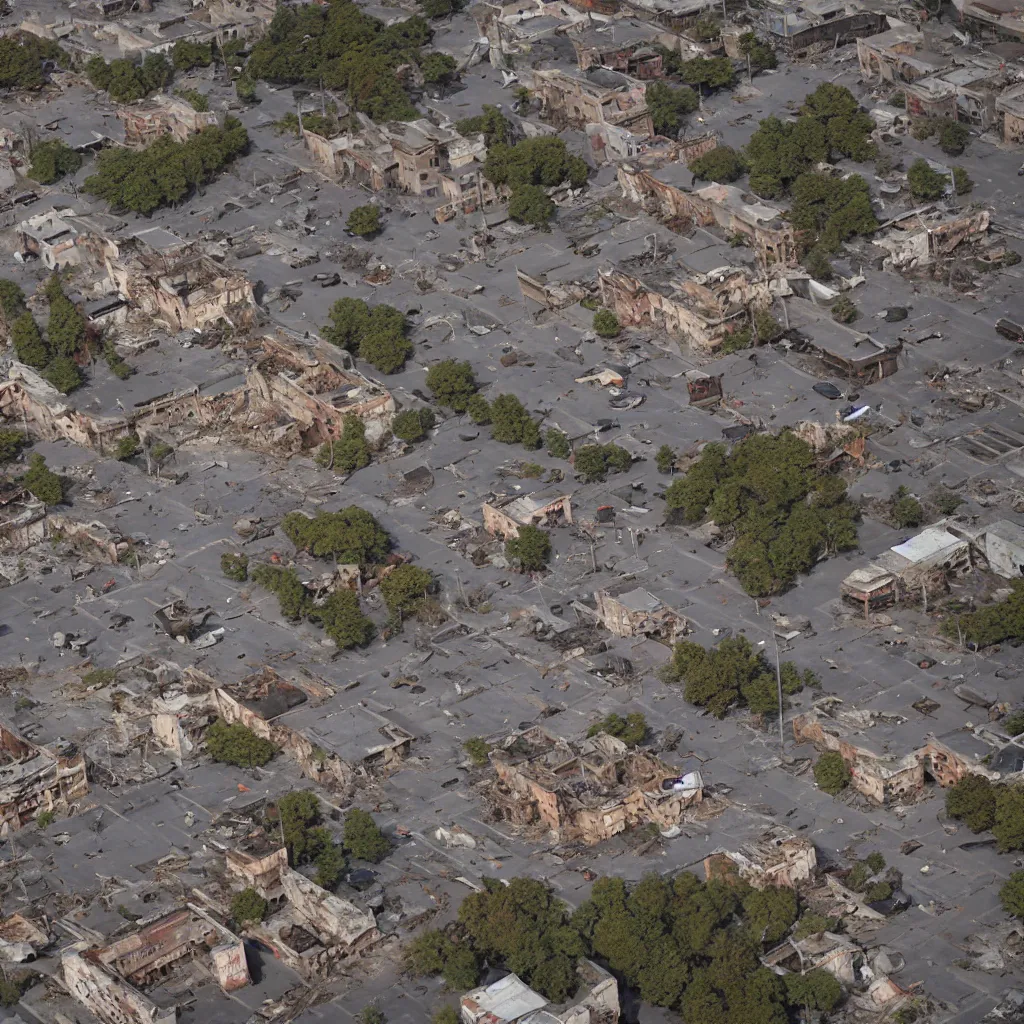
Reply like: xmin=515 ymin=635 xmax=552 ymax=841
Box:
xmin=85 ymin=40 xmax=215 ymax=104
xmin=664 ymin=432 xmax=860 ymax=596
xmin=10 ymin=276 xmax=89 ymax=394
xmin=321 ymin=297 xmax=412 ymax=373
xmin=404 ymin=874 xmax=842 ymax=1021
xmin=246 ymin=2 xmax=437 ymax=121
xmin=83 ymin=117 xmax=248 ymax=215
xmin=660 ymin=634 xmax=819 ymax=719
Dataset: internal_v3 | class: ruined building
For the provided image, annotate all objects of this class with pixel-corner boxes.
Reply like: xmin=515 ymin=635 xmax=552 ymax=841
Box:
xmin=118 ymin=94 xmax=220 ymax=147
xmin=482 ymin=490 xmax=573 ymax=540
xmin=705 ymin=827 xmax=818 ymax=889
xmin=592 ymin=580 xmax=686 ymax=641
xmin=484 ymin=726 xmax=704 ymax=845
xmin=0 ymin=720 xmax=89 ymax=834
xmin=528 ymin=67 xmax=654 ymax=136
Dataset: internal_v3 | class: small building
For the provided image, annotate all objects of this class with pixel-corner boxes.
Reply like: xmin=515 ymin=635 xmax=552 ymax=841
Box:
xmin=857 ymin=24 xmax=945 ymax=84
xmin=529 ymin=66 xmax=654 ymax=136
xmin=996 ymin=81 xmax=1024 ymax=144
xmin=117 ymin=94 xmax=219 ymax=147
xmin=593 ymin=580 xmax=686 ymax=640
xmin=462 ymin=960 xmax=619 ymax=1024
xmin=482 ymin=490 xmax=573 ymax=540
xmin=572 ymin=22 xmax=664 ymax=76
xmin=17 ymin=207 xmax=81 ymax=270
xmin=704 ymin=827 xmax=818 ymax=889
xmin=0 ymin=720 xmax=88 ymax=834
xmin=962 ymin=519 xmax=1024 ymax=579
xmin=840 ymin=564 xmax=900 ymax=614
xmin=873 ymin=206 xmax=991 ymax=271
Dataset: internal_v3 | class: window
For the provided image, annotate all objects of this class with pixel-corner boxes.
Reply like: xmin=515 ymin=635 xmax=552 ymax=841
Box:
xmin=419 ymin=172 xmax=429 ymax=182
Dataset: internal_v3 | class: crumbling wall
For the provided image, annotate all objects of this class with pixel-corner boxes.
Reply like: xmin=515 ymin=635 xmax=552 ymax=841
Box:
xmin=211 ymin=939 xmax=251 ymax=992
xmin=280 ymin=869 xmax=379 ymax=950
xmin=63 ymin=951 xmax=176 ymax=1024
xmin=676 ymin=131 xmax=719 ymax=167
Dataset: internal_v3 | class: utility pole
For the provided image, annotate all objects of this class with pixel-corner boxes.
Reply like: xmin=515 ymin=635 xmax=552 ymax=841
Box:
xmin=771 ymin=625 xmax=784 ymax=748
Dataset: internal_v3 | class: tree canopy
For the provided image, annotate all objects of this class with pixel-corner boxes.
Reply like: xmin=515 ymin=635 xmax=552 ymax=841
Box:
xmin=23 ymin=454 xmax=62 ymax=505
xmin=426 ymin=359 xmax=477 ymax=411
xmin=347 ymin=204 xmax=381 ymax=237
xmin=456 ymin=105 xmax=514 ymax=147
xmin=660 ymin=635 xmax=818 ymax=718
xmin=0 ymin=32 xmax=68 ymax=90
xmin=321 ymin=297 xmax=412 ymax=374
xmin=907 ymin=158 xmax=948 ymax=201
xmin=282 ymin=507 xmax=391 ymax=565
xmin=506 ymin=524 xmax=551 ymax=571
xmin=787 ymin=172 xmax=878 ymax=254
xmin=380 ymin=563 xmax=432 ymax=612
xmin=206 ymin=719 xmax=277 ymax=767
xmin=941 ymin=581 xmax=1024 ymax=649
xmin=28 ymin=140 xmax=82 ymax=185
xmin=484 ymin=137 xmax=588 ymax=191
xmin=344 ymin=807 xmax=391 ymax=862
xmin=646 ymin=81 xmax=698 ymax=138
xmin=86 ymin=53 xmax=172 ymax=102
xmin=587 ymin=712 xmax=647 ymax=745
xmin=315 ymin=414 xmax=371 ymax=474
xmin=310 ymin=588 xmax=374 ymax=648
xmin=245 ymin=2 xmax=435 ymax=121
xmin=663 ymin=433 xmax=859 ymax=595
xmin=689 ymin=145 xmax=746 ymax=184
xmin=83 ymin=118 xmax=248 ymax=215
xmin=573 ymin=443 xmax=632 ymax=482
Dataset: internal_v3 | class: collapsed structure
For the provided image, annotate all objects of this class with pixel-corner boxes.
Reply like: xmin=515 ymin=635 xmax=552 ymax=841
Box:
xmin=484 ymin=726 xmax=704 ymax=845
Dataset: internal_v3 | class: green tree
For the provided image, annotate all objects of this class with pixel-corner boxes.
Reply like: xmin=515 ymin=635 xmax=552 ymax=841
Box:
xmin=484 ymin=137 xmax=587 ymax=191
xmin=0 ymin=32 xmax=68 ymax=90
xmin=426 ymin=359 xmax=477 ymax=411
xmin=251 ymin=564 xmax=311 ymax=620
xmin=743 ymin=885 xmax=798 ymax=946
xmin=316 ymin=414 xmax=372 ymax=474
xmin=310 ymin=589 xmax=374 ymax=648
xmin=587 ymin=712 xmax=647 ymax=745
xmin=506 ymin=523 xmax=552 ymax=571
xmin=231 ymin=887 xmax=268 ymax=925
xmin=0 ymin=428 xmax=28 ymax=463
xmin=176 ymin=87 xmax=210 ymax=111
xmin=994 ymin=786 xmax=1024 ymax=852
xmin=44 ymin=355 xmax=83 ymax=394
xmin=814 ymin=751 xmax=851 ymax=795
xmin=115 ymin=433 xmax=141 ymax=461
xmin=787 ymin=172 xmax=877 ymax=253
xmin=221 ymin=552 xmax=249 ymax=581
xmin=738 ymin=31 xmax=777 ymax=72
xmin=314 ymin=843 xmax=347 ymax=889
xmin=393 ymin=408 xmax=434 ymax=443
xmin=235 ymin=75 xmax=257 ymax=102
xmin=891 ymin=486 xmax=923 ymax=528
xmin=785 ymin=969 xmax=842 ymax=1012
xmin=539 ymin=428 xmax=568 ymax=459
xmin=405 ymin=929 xmax=452 ymax=975
xmin=47 ymin=293 xmax=86 ymax=358
xmin=359 ymin=309 xmax=413 ymax=373
xmin=953 ymin=166 xmax=973 ymax=195
xmin=941 ymin=581 xmax=1024 ymax=648
xmin=359 ymin=1007 xmax=386 ymax=1024
xmin=1004 ymin=711 xmax=1024 ymax=736
xmin=646 ymin=81 xmax=698 ymax=138
xmin=656 ymin=444 xmax=676 ymax=473
xmin=467 ymin=394 xmax=491 ymax=425
xmin=456 ymin=105 xmax=512 ymax=146
xmin=206 ymin=719 xmax=277 ymax=767
xmin=172 ymin=39 xmax=212 ymax=71
xmin=276 ymin=791 xmax=330 ymax=865
xmin=937 ymin=117 xmax=970 ymax=155
xmin=282 ymin=507 xmax=391 ymax=564
xmin=421 ymin=51 xmax=457 ymax=88
xmin=574 ymin=444 xmax=608 ymax=482
xmin=1001 ymin=871 xmax=1024 ymax=918
xmin=344 ymin=807 xmax=391 ymax=862
xmin=831 ymin=295 xmax=858 ymax=324
xmin=490 ymin=393 xmax=532 ymax=444
xmin=679 ymin=56 xmax=734 ymax=95
xmin=689 ymin=145 xmax=746 ymax=183
xmin=508 ymin=184 xmax=555 ymax=229
xmin=463 ymin=737 xmax=491 ymax=766
xmin=804 ymin=245 xmax=834 ymax=281
xmin=907 ymin=158 xmax=947 ymax=201
xmin=593 ymin=309 xmax=620 ymax=337
xmin=323 ymin=297 xmax=371 ymax=352
xmin=432 ymin=1008 xmax=459 ymax=1024
xmin=792 ymin=912 xmax=831 ymax=940
xmin=0 ymin=279 xmax=25 ymax=324
xmin=11 ymin=311 xmax=48 ymax=368
xmin=347 ymin=204 xmax=382 ymax=236
xmin=23 ymin=453 xmax=62 ymax=505
xmin=380 ymin=563 xmax=432 ymax=613
xmin=28 ymin=140 xmax=82 ymax=185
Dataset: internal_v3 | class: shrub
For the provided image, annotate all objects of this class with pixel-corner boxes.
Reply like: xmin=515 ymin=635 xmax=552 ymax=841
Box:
xmin=792 ymin=912 xmax=831 ymax=940
xmin=0 ymin=279 xmax=26 ymax=323
xmin=593 ymin=309 xmax=621 ymax=337
xmin=505 ymin=523 xmax=551 ymax=571
xmin=315 ymin=414 xmax=371 ymax=474
xmin=11 ymin=311 xmax=47 ymax=368
xmin=574 ymin=444 xmax=608 ymax=482
xmin=314 ymin=843 xmax=347 ymax=889
xmin=344 ymin=807 xmax=391 ymax=863
xmin=937 ymin=117 xmax=970 ymax=155
xmin=1004 ymin=711 xmax=1024 ymax=737
xmin=393 ymin=408 xmax=435 ymax=443
xmin=508 ymin=184 xmax=555 ymax=229
xmin=276 ymin=791 xmax=329 ymax=865
xmin=310 ymin=589 xmax=374 ymax=648
xmin=28 ymin=140 xmax=82 ymax=184
xmin=689 ymin=145 xmax=746 ymax=183
xmin=0 ymin=428 xmax=28 ymax=463
xmin=23 ymin=453 xmax=62 ymax=505
xmin=490 ymin=394 xmax=532 ymax=445
xmin=467 ymin=395 xmax=491 ymax=425
xmin=36 ymin=809 xmax=55 ymax=828
xmin=891 ymin=486 xmax=923 ymax=529
xmin=994 ymin=786 xmax=1024 ymax=852
xmin=104 ymin=340 xmax=133 ymax=379
xmin=115 ymin=433 xmax=141 ymax=461
xmin=814 ymin=751 xmax=851 ymax=795
xmin=830 ymin=295 xmax=858 ymax=324
xmin=206 ymin=718 xmax=277 ymax=767
xmin=432 ymin=1008 xmax=459 ymax=1024
xmin=587 ymin=712 xmax=647 ymax=745
xmin=348 ymin=204 xmax=382 ymax=236
xmin=44 ymin=355 xmax=83 ymax=394
xmin=231 ymin=887 xmax=268 ymax=925
xmin=380 ymin=563 xmax=432 ymax=613
xmin=464 ymin=737 xmax=491 ymax=766
xmin=546 ymin=428 xmax=571 ymax=459
xmin=784 ymin=969 xmax=842 ymax=1012
xmin=1001 ymin=871 xmax=1024 ymax=918
xmin=282 ymin=507 xmax=390 ymax=565
xmin=656 ymin=445 xmax=676 ymax=473
xmin=251 ymin=564 xmax=311 ymax=620
xmin=221 ymin=552 xmax=249 ymax=581
xmin=907 ymin=158 xmax=947 ymax=201
xmin=426 ymin=359 xmax=477 ymax=411
xmin=953 ymin=166 xmax=973 ymax=195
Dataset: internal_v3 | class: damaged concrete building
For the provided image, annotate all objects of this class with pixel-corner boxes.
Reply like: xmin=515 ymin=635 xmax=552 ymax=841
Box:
xmin=485 ymin=726 xmax=704 ymax=844
xmin=597 ymin=261 xmax=772 ymax=352
xmin=118 ymin=94 xmax=220 ymax=147
xmin=762 ymin=0 xmax=887 ymax=56
xmin=528 ymin=67 xmax=654 ymax=136
xmin=592 ymin=579 xmax=686 ymax=640
xmin=225 ymin=838 xmax=380 ymax=978
xmin=0 ymin=720 xmax=89 ymax=834
xmin=482 ymin=490 xmax=573 ymax=540
xmin=704 ymin=827 xmax=818 ymax=889
xmin=873 ymin=206 xmax=992 ymax=271
xmin=617 ymin=166 xmax=798 ymax=265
